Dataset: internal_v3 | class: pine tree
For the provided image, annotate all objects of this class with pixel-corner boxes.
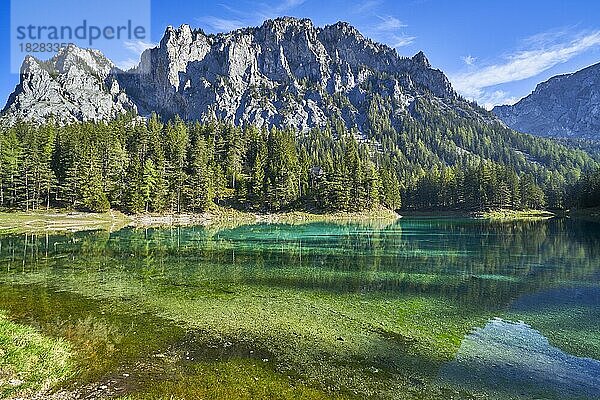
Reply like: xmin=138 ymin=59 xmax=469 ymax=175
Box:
xmin=147 ymin=114 xmax=168 ymax=211
xmin=165 ymin=117 xmax=189 ymax=213
xmin=185 ymin=135 xmax=212 ymax=212
xmin=124 ymin=154 xmax=145 ymax=213
xmin=141 ymin=158 xmax=157 ymax=212
xmin=0 ymin=126 xmax=22 ymax=208
xmin=79 ymin=155 xmax=110 ymax=212
xmin=250 ymin=137 xmax=267 ymax=206
xmin=364 ymin=161 xmax=380 ymax=209
xmin=380 ymin=167 xmax=401 ymax=210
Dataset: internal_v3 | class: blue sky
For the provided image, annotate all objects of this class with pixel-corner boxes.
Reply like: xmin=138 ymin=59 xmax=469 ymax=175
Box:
xmin=2 ymin=0 xmax=600 ymax=109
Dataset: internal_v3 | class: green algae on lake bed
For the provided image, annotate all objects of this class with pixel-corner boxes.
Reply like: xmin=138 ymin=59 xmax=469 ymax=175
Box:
xmin=0 ymin=218 xmax=599 ymax=399
xmin=0 ymin=309 xmax=73 ymax=398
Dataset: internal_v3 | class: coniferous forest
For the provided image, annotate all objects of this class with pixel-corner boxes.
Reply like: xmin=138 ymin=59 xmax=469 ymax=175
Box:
xmin=0 ymin=107 xmax=599 ymax=214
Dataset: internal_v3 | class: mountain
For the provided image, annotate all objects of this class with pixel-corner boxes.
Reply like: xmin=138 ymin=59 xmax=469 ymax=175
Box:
xmin=493 ymin=62 xmax=600 ymax=139
xmin=2 ymin=17 xmax=491 ymax=132
xmin=1 ymin=47 xmax=136 ymax=125
xmin=1 ymin=17 xmax=598 ymax=213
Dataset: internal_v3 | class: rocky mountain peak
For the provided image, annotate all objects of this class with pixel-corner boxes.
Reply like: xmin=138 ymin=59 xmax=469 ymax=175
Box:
xmin=2 ymin=18 xmax=470 ymax=130
xmin=412 ymin=51 xmax=431 ymax=69
xmin=261 ymin=16 xmax=315 ymax=33
xmin=53 ymin=44 xmax=114 ymax=76
xmin=1 ymin=44 xmax=134 ymax=125
xmin=324 ymin=21 xmax=361 ymax=35
xmin=160 ymin=24 xmax=206 ymax=48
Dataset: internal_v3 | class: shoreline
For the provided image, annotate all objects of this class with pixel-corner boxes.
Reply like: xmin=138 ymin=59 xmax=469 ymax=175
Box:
xmin=400 ymin=209 xmax=556 ymax=221
xmin=0 ymin=207 xmax=401 ymax=234
xmin=3 ymin=207 xmax=595 ymax=235
xmin=477 ymin=209 xmax=556 ymax=221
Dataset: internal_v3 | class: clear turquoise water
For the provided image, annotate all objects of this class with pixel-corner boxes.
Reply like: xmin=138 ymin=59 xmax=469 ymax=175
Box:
xmin=0 ymin=217 xmax=599 ymax=399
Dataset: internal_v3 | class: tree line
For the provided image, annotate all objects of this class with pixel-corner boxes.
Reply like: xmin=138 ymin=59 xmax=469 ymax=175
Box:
xmin=0 ymin=113 xmax=597 ymax=214
xmin=572 ymin=169 xmax=600 ymax=209
xmin=0 ymin=115 xmax=397 ymax=213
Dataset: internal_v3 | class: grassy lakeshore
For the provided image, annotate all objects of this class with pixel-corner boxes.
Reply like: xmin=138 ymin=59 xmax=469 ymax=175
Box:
xmin=477 ymin=209 xmax=555 ymax=221
xmin=400 ymin=209 xmax=555 ymax=221
xmin=252 ymin=207 xmax=401 ymax=224
xmin=0 ymin=207 xmax=569 ymax=235
xmin=0 ymin=210 xmax=132 ymax=234
xmin=0 ymin=207 xmax=567 ymax=235
xmin=130 ymin=206 xmax=401 ymax=227
xmin=398 ymin=210 xmax=472 ymax=218
xmin=0 ymin=207 xmax=401 ymax=234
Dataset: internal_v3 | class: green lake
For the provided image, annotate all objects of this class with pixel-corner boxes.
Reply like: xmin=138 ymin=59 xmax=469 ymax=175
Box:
xmin=1 ymin=217 xmax=599 ymax=399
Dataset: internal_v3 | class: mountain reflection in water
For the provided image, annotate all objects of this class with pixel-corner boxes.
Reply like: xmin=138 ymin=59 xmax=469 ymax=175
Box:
xmin=439 ymin=317 xmax=600 ymax=399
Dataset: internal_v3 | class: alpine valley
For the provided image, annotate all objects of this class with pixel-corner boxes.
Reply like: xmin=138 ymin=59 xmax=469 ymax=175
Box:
xmin=0 ymin=17 xmax=598 ymax=214
xmin=2 ymin=13 xmax=600 ymax=400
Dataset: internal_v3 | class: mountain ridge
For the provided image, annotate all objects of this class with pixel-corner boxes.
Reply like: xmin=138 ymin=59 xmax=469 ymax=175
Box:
xmin=1 ymin=17 xmax=598 ymax=213
xmin=493 ymin=61 xmax=600 ymax=139
xmin=2 ymin=17 xmax=495 ymax=133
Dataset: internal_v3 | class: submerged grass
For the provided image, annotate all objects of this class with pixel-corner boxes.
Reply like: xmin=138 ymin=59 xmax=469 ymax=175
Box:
xmin=0 ymin=285 xmax=357 ymax=399
xmin=117 ymin=358 xmax=353 ymax=400
xmin=0 ymin=310 xmax=73 ymax=398
xmin=0 ymin=285 xmax=188 ymax=386
xmin=0 ymin=273 xmax=484 ymax=399
xmin=0 ymin=219 xmax=597 ymax=399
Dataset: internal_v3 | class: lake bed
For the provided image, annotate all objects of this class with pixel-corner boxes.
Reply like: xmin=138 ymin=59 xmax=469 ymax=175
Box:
xmin=1 ymin=218 xmax=599 ymax=399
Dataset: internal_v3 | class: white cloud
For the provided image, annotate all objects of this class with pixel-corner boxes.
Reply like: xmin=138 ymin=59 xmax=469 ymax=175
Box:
xmin=197 ymin=16 xmax=245 ymax=32
xmin=117 ymin=40 xmax=157 ymax=71
xmin=479 ymin=90 xmax=519 ymax=111
xmin=352 ymin=0 xmax=381 ymax=14
xmin=451 ymin=30 xmax=600 ymax=107
xmin=361 ymin=15 xmax=415 ymax=50
xmin=373 ymin=15 xmax=407 ymax=32
xmin=390 ymin=34 xmax=416 ymax=48
xmin=115 ymin=58 xmax=140 ymax=71
xmin=199 ymin=0 xmax=307 ymax=33
xmin=462 ymin=55 xmax=476 ymax=65
xmin=521 ymin=28 xmax=573 ymax=48
xmin=123 ymin=40 xmax=156 ymax=55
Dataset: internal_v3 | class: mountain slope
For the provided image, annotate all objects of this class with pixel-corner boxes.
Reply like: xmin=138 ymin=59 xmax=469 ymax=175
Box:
xmin=493 ymin=62 xmax=600 ymax=138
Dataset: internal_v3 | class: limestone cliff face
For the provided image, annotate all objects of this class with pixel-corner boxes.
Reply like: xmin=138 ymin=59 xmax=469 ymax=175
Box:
xmin=493 ymin=62 xmax=600 ymax=139
xmin=2 ymin=46 xmax=136 ymax=125
xmin=2 ymin=17 xmax=484 ymax=133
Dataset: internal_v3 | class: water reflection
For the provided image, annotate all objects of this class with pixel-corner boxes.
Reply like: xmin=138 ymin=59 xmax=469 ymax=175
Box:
xmin=1 ymin=218 xmax=600 ymax=398
xmin=1 ymin=218 xmax=599 ymax=308
xmin=438 ymin=318 xmax=600 ymax=399
xmin=511 ymin=286 xmax=600 ymax=310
